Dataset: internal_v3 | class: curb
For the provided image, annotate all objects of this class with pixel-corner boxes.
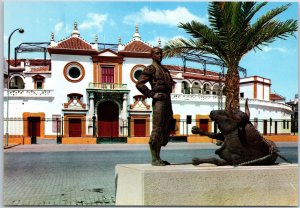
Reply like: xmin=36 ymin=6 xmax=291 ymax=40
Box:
xmin=4 ymin=144 xmax=21 ymax=149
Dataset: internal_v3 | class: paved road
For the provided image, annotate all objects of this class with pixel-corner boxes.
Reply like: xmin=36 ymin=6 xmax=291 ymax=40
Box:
xmin=3 ymin=142 xmax=298 ymax=206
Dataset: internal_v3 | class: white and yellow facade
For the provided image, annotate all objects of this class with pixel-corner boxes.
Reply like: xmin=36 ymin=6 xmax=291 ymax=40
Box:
xmin=3 ymin=24 xmax=294 ymax=144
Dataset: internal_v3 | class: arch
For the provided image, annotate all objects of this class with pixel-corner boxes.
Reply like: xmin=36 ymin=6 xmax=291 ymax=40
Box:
xmin=212 ymin=83 xmax=220 ymax=95
xmin=181 ymin=80 xmax=191 ymax=94
xmin=191 ymin=81 xmax=201 ymax=94
xmin=95 ymin=99 xmax=121 ymax=115
xmin=9 ymin=74 xmax=25 ymax=89
xmin=202 ymin=82 xmax=212 ymax=95
xmin=97 ymin=101 xmax=119 ymax=137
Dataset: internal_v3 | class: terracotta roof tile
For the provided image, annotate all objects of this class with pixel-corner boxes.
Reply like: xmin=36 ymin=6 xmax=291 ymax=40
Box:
xmin=122 ymin=41 xmax=152 ymax=53
xmin=7 ymin=59 xmax=51 ymax=67
xmin=53 ymin=37 xmax=93 ymax=50
xmin=270 ymin=93 xmax=285 ymax=101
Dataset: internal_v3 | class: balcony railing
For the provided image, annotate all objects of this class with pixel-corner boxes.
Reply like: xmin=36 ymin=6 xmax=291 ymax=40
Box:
xmin=171 ymin=94 xmax=292 ymax=112
xmin=4 ymin=89 xmax=54 ymax=97
xmin=88 ymin=83 xmax=128 ymax=90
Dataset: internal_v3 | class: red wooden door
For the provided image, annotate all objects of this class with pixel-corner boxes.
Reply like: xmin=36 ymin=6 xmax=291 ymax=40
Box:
xmin=28 ymin=117 xmax=40 ymax=137
xmin=199 ymin=119 xmax=209 ymax=132
xmin=101 ymin=67 xmax=114 ymax=83
xmin=134 ymin=119 xmax=146 ymax=137
xmin=69 ymin=118 xmax=82 ymax=137
xmin=98 ymin=101 xmax=119 ymax=137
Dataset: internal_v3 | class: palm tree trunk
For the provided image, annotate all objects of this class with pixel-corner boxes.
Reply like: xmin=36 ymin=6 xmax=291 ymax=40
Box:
xmin=225 ymin=67 xmax=240 ymax=111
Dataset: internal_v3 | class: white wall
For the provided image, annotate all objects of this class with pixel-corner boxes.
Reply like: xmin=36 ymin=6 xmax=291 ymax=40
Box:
xmin=122 ymin=57 xmax=152 ymax=105
xmin=47 ymin=54 xmax=93 ymax=116
xmin=240 ymin=83 xmax=253 ymax=99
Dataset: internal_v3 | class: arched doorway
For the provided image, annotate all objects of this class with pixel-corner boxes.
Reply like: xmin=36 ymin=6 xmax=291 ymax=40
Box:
xmin=98 ymin=101 xmax=119 ymax=137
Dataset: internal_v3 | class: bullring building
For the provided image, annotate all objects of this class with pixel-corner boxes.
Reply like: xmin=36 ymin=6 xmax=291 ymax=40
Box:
xmin=3 ymin=23 xmax=293 ymax=144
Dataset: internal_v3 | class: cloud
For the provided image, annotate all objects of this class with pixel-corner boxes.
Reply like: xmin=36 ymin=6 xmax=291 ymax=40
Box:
xmin=79 ymin=13 xmax=107 ymax=32
xmin=261 ymin=46 xmax=288 ymax=53
xmin=54 ymin=21 xmax=64 ymax=33
xmin=123 ymin=7 xmax=207 ymax=26
xmin=148 ymin=35 xmax=184 ymax=47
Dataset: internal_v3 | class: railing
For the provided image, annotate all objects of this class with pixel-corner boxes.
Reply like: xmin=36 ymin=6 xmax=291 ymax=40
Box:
xmin=88 ymin=83 xmax=128 ymax=90
xmin=2 ymin=117 xmax=297 ymax=140
xmin=171 ymin=94 xmax=292 ymax=111
xmin=4 ymin=89 xmax=54 ymax=97
xmin=172 ymin=94 xmax=224 ymax=102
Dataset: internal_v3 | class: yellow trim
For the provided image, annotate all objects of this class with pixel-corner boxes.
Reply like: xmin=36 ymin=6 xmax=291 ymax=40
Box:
xmin=173 ymin=114 xmax=180 ymax=136
xmin=118 ymin=63 xmax=122 ymax=84
xmin=63 ymin=114 xmax=86 ymax=137
xmin=130 ymin=115 xmax=150 ymax=137
xmin=127 ymin=137 xmax=150 ymax=144
xmin=23 ymin=112 xmax=45 ymax=138
xmin=62 ymin=137 xmax=96 ymax=144
xmin=93 ymin=63 xmax=97 ymax=83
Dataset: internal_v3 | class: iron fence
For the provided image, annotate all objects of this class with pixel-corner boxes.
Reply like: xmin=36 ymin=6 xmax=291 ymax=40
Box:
xmin=3 ymin=117 xmax=298 ymax=142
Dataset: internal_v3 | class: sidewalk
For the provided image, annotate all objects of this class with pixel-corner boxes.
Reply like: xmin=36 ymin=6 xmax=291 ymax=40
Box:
xmin=4 ymin=142 xmax=297 ymax=153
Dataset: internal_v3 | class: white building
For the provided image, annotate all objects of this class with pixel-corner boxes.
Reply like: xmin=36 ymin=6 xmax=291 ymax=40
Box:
xmin=3 ymin=24 xmax=293 ymax=144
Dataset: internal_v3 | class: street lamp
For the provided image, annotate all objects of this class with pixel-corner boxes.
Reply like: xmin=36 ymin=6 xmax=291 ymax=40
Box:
xmin=5 ymin=28 xmax=24 ymax=146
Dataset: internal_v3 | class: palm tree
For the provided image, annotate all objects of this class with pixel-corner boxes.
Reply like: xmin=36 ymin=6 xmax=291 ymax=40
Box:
xmin=163 ymin=2 xmax=297 ymax=110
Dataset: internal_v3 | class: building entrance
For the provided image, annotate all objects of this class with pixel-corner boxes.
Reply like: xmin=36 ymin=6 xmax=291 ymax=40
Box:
xmin=98 ymin=101 xmax=119 ymax=137
xmin=69 ymin=118 xmax=82 ymax=137
xmin=28 ymin=117 xmax=41 ymax=137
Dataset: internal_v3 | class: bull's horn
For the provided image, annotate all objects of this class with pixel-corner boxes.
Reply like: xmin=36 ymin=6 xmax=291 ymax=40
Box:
xmin=245 ymin=98 xmax=250 ymax=118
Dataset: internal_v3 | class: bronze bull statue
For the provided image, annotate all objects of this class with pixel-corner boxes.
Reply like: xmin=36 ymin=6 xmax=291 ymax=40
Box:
xmin=192 ymin=99 xmax=288 ymax=166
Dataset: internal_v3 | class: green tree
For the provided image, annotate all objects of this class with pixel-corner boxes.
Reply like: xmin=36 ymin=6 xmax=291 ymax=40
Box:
xmin=163 ymin=2 xmax=297 ymax=110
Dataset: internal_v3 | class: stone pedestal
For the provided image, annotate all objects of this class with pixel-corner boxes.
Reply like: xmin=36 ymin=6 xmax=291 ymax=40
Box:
xmin=115 ymin=164 xmax=298 ymax=206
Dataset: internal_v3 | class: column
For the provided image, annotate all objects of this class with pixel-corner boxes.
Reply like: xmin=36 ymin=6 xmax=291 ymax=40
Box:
xmin=88 ymin=92 xmax=95 ymax=135
xmin=121 ymin=93 xmax=128 ymax=136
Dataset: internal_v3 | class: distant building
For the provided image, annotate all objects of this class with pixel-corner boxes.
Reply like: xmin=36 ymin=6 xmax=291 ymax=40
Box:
xmin=3 ymin=23 xmax=293 ymax=144
xmin=286 ymin=94 xmax=298 ymax=133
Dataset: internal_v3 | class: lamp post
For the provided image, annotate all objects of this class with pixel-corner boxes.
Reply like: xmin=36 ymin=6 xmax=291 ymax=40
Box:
xmin=5 ymin=28 xmax=24 ymax=146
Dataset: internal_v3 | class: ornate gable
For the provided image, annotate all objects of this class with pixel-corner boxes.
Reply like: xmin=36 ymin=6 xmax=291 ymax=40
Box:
xmin=130 ymin=95 xmax=150 ymax=110
xmin=118 ymin=25 xmax=153 ymax=58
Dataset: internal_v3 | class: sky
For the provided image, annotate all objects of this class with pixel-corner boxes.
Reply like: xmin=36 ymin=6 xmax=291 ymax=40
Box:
xmin=3 ymin=0 xmax=299 ymax=101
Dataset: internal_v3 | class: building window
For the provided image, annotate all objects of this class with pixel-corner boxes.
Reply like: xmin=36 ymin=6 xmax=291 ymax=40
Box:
xmin=68 ymin=67 xmax=81 ymax=79
xmin=182 ymin=81 xmax=190 ymax=94
xmin=36 ymin=80 xmax=43 ymax=89
xmin=283 ymin=120 xmax=286 ymax=129
xmin=9 ymin=75 xmax=25 ymax=89
xmin=203 ymin=83 xmax=210 ymax=94
xmin=52 ymin=114 xmax=61 ymax=133
xmin=32 ymin=74 xmax=45 ymax=89
xmin=240 ymin=92 xmax=244 ymax=98
xmin=101 ymin=66 xmax=114 ymax=83
xmin=63 ymin=62 xmax=85 ymax=83
xmin=130 ymin=65 xmax=146 ymax=83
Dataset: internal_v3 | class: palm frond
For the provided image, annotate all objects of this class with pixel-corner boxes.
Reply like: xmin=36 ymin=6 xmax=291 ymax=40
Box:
xmin=240 ymin=4 xmax=297 ymax=55
xmin=178 ymin=21 xmax=226 ymax=58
